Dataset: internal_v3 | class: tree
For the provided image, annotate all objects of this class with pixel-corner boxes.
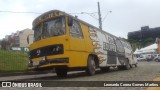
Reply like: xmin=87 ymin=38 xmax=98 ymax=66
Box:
xmin=0 ymin=39 xmax=10 ymax=50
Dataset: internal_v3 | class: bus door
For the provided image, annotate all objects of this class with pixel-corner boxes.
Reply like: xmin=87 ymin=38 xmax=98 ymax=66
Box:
xmin=115 ymin=38 xmax=125 ymax=65
xmin=68 ymin=20 xmax=85 ymax=51
xmin=106 ymin=36 xmax=117 ymax=64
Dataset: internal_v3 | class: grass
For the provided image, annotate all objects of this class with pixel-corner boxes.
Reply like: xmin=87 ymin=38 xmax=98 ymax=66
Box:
xmin=0 ymin=49 xmax=29 ymax=73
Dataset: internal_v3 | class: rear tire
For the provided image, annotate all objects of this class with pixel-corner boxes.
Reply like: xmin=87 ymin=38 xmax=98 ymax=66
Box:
xmin=55 ymin=67 xmax=67 ymax=77
xmin=124 ymin=60 xmax=130 ymax=70
xmin=135 ymin=64 xmax=137 ymax=67
xmin=130 ymin=64 xmax=133 ymax=68
xmin=86 ymin=55 xmax=96 ymax=76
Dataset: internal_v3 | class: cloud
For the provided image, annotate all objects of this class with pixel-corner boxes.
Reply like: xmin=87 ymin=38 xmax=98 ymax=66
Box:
xmin=0 ymin=0 xmax=160 ymax=39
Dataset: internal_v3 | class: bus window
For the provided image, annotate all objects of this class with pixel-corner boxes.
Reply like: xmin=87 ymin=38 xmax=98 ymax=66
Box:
xmin=115 ymin=39 xmax=124 ymax=53
xmin=34 ymin=24 xmax=42 ymax=41
xmin=69 ymin=20 xmax=83 ymax=38
xmin=43 ymin=17 xmax=65 ymax=38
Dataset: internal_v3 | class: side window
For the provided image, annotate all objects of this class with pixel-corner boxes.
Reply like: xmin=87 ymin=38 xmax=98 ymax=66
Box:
xmin=115 ymin=39 xmax=124 ymax=53
xmin=70 ymin=20 xmax=83 ymax=38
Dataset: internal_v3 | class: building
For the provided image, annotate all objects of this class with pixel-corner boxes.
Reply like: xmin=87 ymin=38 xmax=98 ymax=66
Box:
xmin=4 ymin=28 xmax=34 ymax=51
xmin=18 ymin=28 xmax=34 ymax=47
xmin=128 ymin=26 xmax=160 ymax=50
xmin=156 ymin=38 xmax=160 ymax=54
xmin=128 ymin=26 xmax=160 ymax=41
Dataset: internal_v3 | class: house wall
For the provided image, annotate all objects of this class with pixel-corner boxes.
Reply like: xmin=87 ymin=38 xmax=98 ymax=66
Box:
xmin=19 ymin=29 xmax=34 ymax=47
xmin=157 ymin=40 xmax=160 ymax=54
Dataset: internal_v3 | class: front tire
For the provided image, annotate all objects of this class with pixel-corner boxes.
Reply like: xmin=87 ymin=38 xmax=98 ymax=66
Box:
xmin=55 ymin=67 xmax=67 ymax=77
xmin=134 ymin=63 xmax=137 ymax=67
xmin=86 ymin=55 xmax=96 ymax=76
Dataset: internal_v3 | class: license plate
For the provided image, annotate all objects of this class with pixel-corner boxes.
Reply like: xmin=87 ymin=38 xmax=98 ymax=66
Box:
xmin=33 ymin=61 xmax=39 ymax=66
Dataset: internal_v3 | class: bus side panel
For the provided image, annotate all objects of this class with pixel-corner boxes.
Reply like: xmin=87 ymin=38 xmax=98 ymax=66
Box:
xmin=80 ymin=23 xmax=94 ymax=53
xmin=88 ymin=27 xmax=108 ymax=66
xmin=104 ymin=34 xmax=117 ymax=65
xmin=66 ymin=51 xmax=89 ymax=67
xmin=120 ymin=40 xmax=134 ymax=65
xmin=114 ymin=38 xmax=126 ymax=65
xmin=124 ymin=47 xmax=133 ymax=64
xmin=64 ymin=18 xmax=88 ymax=68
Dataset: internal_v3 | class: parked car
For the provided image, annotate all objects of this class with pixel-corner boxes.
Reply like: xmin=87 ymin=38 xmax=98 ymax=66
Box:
xmin=145 ymin=54 xmax=154 ymax=62
xmin=136 ymin=54 xmax=146 ymax=61
xmin=153 ymin=54 xmax=160 ymax=62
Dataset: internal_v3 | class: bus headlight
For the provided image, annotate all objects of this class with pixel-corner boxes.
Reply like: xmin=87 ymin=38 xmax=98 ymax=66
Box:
xmin=28 ymin=55 xmax=33 ymax=63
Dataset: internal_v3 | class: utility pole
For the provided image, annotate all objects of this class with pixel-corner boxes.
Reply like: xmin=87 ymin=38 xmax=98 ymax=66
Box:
xmin=98 ymin=2 xmax=102 ymax=30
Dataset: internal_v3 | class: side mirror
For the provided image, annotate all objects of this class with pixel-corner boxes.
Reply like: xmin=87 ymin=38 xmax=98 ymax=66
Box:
xmin=27 ymin=35 xmax=29 ymax=44
xmin=68 ymin=16 xmax=73 ymax=26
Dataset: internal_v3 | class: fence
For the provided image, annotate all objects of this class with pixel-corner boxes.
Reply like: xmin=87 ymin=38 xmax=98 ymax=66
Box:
xmin=0 ymin=49 xmax=29 ymax=73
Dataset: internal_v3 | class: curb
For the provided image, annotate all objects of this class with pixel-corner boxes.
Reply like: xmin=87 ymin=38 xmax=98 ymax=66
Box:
xmin=0 ymin=71 xmax=50 ymax=77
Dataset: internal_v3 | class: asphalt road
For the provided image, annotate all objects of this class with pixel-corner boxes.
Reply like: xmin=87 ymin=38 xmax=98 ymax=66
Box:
xmin=0 ymin=61 xmax=160 ymax=90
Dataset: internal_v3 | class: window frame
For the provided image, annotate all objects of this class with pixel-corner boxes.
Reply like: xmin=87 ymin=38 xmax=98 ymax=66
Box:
xmin=42 ymin=16 xmax=66 ymax=39
xmin=69 ymin=20 xmax=84 ymax=39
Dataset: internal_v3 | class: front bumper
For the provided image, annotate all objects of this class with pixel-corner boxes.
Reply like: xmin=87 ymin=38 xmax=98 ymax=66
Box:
xmin=28 ymin=58 xmax=69 ymax=68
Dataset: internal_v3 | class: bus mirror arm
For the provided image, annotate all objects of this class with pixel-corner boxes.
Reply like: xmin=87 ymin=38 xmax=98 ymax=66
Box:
xmin=68 ymin=16 xmax=73 ymax=26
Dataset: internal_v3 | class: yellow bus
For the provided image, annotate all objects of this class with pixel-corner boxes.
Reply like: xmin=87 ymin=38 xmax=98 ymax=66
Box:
xmin=28 ymin=10 xmax=137 ymax=77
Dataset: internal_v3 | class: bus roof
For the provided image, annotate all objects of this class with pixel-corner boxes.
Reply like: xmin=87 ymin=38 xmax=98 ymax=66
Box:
xmin=33 ymin=10 xmax=119 ymax=39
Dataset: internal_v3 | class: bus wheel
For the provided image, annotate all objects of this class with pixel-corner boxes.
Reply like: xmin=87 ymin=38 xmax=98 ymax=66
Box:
xmin=130 ymin=64 xmax=133 ymax=68
xmin=55 ymin=67 xmax=67 ymax=77
xmin=124 ymin=60 xmax=130 ymax=70
xmin=134 ymin=64 xmax=137 ymax=67
xmin=100 ymin=67 xmax=110 ymax=72
xmin=86 ymin=55 xmax=96 ymax=76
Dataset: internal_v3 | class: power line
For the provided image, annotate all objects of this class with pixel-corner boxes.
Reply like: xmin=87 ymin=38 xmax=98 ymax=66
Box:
xmin=102 ymin=11 xmax=112 ymax=22
xmin=0 ymin=10 xmax=42 ymax=14
xmin=0 ymin=10 xmax=97 ymax=15
xmin=0 ymin=9 xmax=111 ymax=29
xmin=68 ymin=13 xmax=82 ymax=14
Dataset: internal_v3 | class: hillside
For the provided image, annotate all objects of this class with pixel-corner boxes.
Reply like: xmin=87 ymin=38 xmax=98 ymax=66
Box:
xmin=128 ymin=37 xmax=155 ymax=51
xmin=128 ymin=26 xmax=160 ymax=51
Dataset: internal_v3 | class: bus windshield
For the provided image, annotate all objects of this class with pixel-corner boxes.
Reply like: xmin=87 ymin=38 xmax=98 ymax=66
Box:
xmin=43 ymin=17 xmax=65 ymax=38
xmin=34 ymin=25 xmax=42 ymax=41
xmin=34 ymin=17 xmax=65 ymax=41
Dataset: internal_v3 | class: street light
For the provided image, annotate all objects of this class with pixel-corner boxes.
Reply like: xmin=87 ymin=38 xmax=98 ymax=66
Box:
xmin=81 ymin=11 xmax=112 ymax=30
xmin=102 ymin=11 xmax=112 ymax=22
xmin=81 ymin=12 xmax=98 ymax=20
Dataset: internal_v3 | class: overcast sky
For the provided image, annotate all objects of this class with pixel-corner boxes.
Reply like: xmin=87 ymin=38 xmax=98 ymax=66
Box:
xmin=0 ymin=0 xmax=160 ymax=39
